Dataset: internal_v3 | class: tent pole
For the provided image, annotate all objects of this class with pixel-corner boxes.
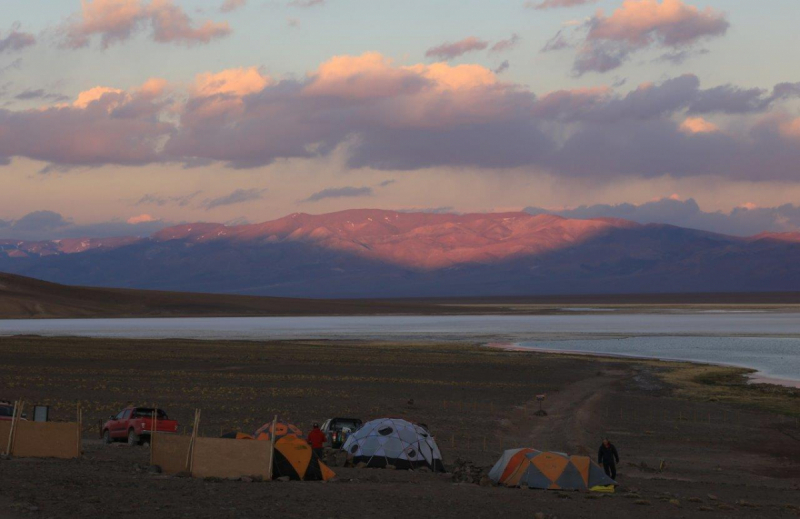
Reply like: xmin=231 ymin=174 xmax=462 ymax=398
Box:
xmin=268 ymin=415 xmax=277 ymax=480
xmin=5 ymin=399 xmax=19 ymax=456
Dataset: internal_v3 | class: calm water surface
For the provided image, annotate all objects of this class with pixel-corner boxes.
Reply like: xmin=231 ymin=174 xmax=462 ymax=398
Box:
xmin=1 ymin=313 xmax=798 ymax=384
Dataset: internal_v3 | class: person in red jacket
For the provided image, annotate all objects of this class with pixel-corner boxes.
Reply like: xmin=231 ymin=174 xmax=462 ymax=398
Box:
xmin=307 ymin=423 xmax=326 ymax=459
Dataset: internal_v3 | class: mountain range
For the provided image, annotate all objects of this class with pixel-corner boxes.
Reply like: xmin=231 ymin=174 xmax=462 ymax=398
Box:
xmin=2 ymin=209 xmax=800 ymax=298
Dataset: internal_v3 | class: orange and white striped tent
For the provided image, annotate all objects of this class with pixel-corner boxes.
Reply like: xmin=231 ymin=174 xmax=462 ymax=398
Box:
xmin=489 ymin=448 xmax=616 ymax=492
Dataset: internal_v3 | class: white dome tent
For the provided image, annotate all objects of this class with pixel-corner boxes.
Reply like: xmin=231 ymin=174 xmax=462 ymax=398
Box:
xmin=342 ymin=418 xmax=445 ymax=472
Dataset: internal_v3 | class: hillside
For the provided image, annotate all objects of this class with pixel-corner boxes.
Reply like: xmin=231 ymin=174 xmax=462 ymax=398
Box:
xmin=0 ymin=272 xmax=443 ymax=319
xmin=4 ymin=272 xmax=800 ymax=320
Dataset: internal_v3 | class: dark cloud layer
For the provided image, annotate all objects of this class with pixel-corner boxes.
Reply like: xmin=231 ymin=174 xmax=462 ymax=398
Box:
xmin=14 ymin=89 xmax=70 ymax=102
xmin=2 ymin=54 xmax=800 ymax=184
xmin=203 ymin=188 xmax=267 ymax=209
xmin=525 ymin=198 xmax=800 ymax=236
xmin=0 ymin=86 xmax=172 ymax=168
xmin=136 ymin=191 xmax=202 ymax=207
xmin=0 ymin=24 xmax=36 ymax=54
xmin=302 ymin=186 xmax=373 ymax=203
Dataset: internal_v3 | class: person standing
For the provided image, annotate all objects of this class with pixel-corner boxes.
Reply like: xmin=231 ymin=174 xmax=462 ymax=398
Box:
xmin=307 ymin=423 xmax=326 ymax=459
xmin=598 ymin=438 xmax=619 ymax=479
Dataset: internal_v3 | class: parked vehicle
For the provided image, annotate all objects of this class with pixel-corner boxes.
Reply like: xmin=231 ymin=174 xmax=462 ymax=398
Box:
xmin=102 ymin=407 xmax=178 ymax=446
xmin=0 ymin=401 xmax=26 ymax=421
xmin=320 ymin=417 xmax=362 ymax=449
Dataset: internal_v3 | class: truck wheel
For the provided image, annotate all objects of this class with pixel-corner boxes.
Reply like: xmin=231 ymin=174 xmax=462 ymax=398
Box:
xmin=103 ymin=430 xmax=112 ymax=444
xmin=127 ymin=429 xmax=140 ymax=446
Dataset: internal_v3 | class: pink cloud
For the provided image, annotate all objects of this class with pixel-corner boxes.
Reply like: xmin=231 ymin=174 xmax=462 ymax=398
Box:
xmin=588 ymin=0 xmax=729 ymax=47
xmin=679 ymin=116 xmax=719 ymax=134
xmin=127 ymin=214 xmax=157 ymax=224
xmin=550 ymin=0 xmax=729 ymax=75
xmin=73 ymin=86 xmax=125 ymax=108
xmin=778 ymin=117 xmax=800 ymax=140
xmin=425 ymin=37 xmax=489 ymax=60
xmin=148 ymin=0 xmax=231 ymax=44
xmin=193 ymin=67 xmax=271 ymax=97
xmin=303 ymin=53 xmax=428 ymax=99
xmin=61 ymin=0 xmax=231 ymax=49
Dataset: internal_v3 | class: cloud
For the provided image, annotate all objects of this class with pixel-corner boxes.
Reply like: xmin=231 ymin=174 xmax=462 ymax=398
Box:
xmin=0 ymin=23 xmax=36 ymax=54
xmin=126 ymin=213 xmax=157 ymax=224
xmin=525 ymin=197 xmax=800 ymax=237
xmin=220 ymin=0 xmax=246 ymax=12
xmin=526 ymin=0 xmax=598 ymax=9
xmin=553 ymin=0 xmax=729 ymax=75
xmin=0 ymin=58 xmax=23 ymax=76
xmin=679 ymin=116 xmax=718 ymax=134
xmin=61 ymin=0 xmax=231 ymax=49
xmin=654 ymin=47 xmax=708 ymax=64
xmin=9 ymin=211 xmax=71 ymax=233
xmin=0 ymin=79 xmax=173 ymax=168
xmin=378 ymin=179 xmax=395 ymax=187
xmin=3 ymin=53 xmax=800 ymax=183
xmin=302 ymin=186 xmax=373 ymax=203
xmin=136 ymin=191 xmax=202 ymax=207
xmin=0 ymin=210 xmax=170 ymax=240
xmin=542 ymin=29 xmax=574 ymax=52
xmin=193 ymin=67 xmax=270 ymax=97
xmin=202 ymin=188 xmax=267 ymax=209
xmin=288 ymin=0 xmax=325 ymax=6
xmin=14 ymin=89 xmax=70 ymax=102
xmin=425 ymin=37 xmax=489 ymax=60
xmin=588 ymin=0 xmax=728 ymax=47
xmin=165 ymin=53 xmax=518 ymax=169
xmin=688 ymin=82 xmax=800 ymax=114
xmin=494 ymin=60 xmax=510 ymax=74
xmin=490 ymin=34 xmax=521 ymax=53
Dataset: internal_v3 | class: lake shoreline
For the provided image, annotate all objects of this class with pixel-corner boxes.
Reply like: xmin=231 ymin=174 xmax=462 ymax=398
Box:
xmin=491 ymin=342 xmax=800 ymax=389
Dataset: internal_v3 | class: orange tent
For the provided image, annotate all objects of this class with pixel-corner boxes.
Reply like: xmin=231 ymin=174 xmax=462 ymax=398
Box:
xmin=489 ymin=448 xmax=616 ymax=492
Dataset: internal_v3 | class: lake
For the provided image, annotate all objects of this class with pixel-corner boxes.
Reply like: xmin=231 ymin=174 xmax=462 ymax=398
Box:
xmin=1 ymin=313 xmax=798 ymax=385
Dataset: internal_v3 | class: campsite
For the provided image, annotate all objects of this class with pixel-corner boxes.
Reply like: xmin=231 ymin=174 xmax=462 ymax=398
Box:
xmin=0 ymin=335 xmax=798 ymax=518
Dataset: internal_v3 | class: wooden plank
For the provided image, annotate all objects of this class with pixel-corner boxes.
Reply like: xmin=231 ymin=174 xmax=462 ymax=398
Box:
xmin=152 ymin=434 xmax=192 ymax=474
xmin=191 ymin=437 xmax=272 ymax=480
xmin=12 ymin=421 xmax=80 ymax=459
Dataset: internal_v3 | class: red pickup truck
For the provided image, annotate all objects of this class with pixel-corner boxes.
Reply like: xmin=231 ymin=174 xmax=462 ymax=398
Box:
xmin=102 ymin=407 xmax=178 ymax=446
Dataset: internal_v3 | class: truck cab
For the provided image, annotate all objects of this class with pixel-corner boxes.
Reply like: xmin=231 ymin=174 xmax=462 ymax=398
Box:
xmin=102 ymin=407 xmax=178 ymax=446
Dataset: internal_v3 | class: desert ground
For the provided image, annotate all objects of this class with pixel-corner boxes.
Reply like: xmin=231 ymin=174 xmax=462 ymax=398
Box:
xmin=0 ymin=335 xmax=798 ymax=519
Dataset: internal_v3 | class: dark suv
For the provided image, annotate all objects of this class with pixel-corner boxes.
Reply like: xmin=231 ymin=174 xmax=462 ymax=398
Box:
xmin=320 ymin=417 xmax=362 ymax=449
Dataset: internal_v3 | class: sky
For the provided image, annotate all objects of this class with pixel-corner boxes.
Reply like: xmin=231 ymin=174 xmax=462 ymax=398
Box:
xmin=2 ymin=0 xmax=800 ymax=240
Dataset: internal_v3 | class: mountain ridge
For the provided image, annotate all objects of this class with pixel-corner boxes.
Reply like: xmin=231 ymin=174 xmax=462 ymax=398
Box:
xmin=2 ymin=209 xmax=799 ymax=298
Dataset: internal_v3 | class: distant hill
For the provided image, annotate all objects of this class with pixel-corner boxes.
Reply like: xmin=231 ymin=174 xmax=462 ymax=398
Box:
xmin=2 ymin=209 xmax=800 ymax=298
xmin=3 ymin=272 xmax=800 ymax=320
xmin=0 ymin=272 xmax=456 ymax=319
